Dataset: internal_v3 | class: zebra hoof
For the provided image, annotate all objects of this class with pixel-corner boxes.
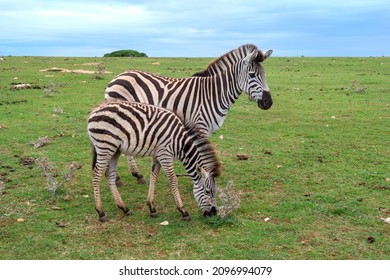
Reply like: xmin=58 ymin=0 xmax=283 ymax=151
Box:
xmin=137 ymin=176 xmax=147 ymax=185
xmin=123 ymin=207 xmax=132 ymax=216
xmin=116 ymin=179 xmax=126 ymax=188
xmin=150 ymin=209 xmax=158 ymax=218
xmin=98 ymin=211 xmax=108 ymax=222
xmin=99 ymin=216 xmax=108 ymax=223
xmin=181 ymin=212 xmax=191 ymax=222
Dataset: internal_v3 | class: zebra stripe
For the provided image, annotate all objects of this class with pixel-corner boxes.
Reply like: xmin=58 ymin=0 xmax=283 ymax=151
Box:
xmin=87 ymin=101 xmax=221 ymax=222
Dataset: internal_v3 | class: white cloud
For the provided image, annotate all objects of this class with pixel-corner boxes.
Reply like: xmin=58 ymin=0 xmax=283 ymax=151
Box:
xmin=0 ymin=1 xmax=160 ymax=40
xmin=0 ymin=0 xmax=389 ymax=56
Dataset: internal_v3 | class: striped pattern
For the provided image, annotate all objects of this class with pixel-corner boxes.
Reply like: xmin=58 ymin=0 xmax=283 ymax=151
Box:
xmin=105 ymin=44 xmax=273 ymax=136
xmin=105 ymin=44 xmax=273 ymax=184
xmin=88 ymin=101 xmax=221 ymax=222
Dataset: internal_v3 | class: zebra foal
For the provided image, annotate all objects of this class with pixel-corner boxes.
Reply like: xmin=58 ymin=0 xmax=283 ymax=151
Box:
xmin=87 ymin=100 xmax=221 ymax=222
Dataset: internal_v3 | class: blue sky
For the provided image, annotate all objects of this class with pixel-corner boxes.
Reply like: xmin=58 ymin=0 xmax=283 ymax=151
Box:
xmin=0 ymin=0 xmax=389 ymax=57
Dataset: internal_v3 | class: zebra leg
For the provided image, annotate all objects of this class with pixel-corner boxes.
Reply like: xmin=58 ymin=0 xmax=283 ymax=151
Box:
xmin=159 ymin=157 xmax=190 ymax=221
xmin=113 ymin=156 xmax=147 ymax=187
xmin=93 ymin=158 xmax=108 ymax=222
xmin=107 ymin=168 xmax=125 ymax=188
xmin=115 ymin=174 xmax=126 ymax=188
xmin=108 ymin=153 xmax=131 ymax=217
xmin=127 ymin=156 xmax=147 ymax=185
xmin=147 ymin=158 xmax=161 ymax=218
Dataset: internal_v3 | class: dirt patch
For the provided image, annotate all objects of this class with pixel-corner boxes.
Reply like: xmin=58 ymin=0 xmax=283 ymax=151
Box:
xmin=74 ymin=63 xmax=100 ymax=66
xmin=236 ymin=154 xmax=249 ymax=160
xmin=40 ymin=67 xmax=112 ymax=75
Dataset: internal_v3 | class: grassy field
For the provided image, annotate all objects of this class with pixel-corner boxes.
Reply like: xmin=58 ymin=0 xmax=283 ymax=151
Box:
xmin=0 ymin=55 xmax=389 ymax=260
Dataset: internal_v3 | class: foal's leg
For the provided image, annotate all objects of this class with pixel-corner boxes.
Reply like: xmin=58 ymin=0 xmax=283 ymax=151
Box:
xmin=127 ymin=156 xmax=147 ymax=185
xmin=93 ymin=164 xmax=107 ymax=222
xmin=158 ymin=157 xmax=190 ymax=221
xmin=147 ymin=158 xmax=161 ymax=217
xmin=93 ymin=152 xmax=110 ymax=222
xmin=114 ymin=156 xmax=147 ymax=187
xmin=107 ymin=152 xmax=131 ymax=217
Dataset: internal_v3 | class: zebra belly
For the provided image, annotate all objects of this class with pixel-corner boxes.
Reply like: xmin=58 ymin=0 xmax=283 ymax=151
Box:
xmin=119 ymin=142 xmax=158 ymax=158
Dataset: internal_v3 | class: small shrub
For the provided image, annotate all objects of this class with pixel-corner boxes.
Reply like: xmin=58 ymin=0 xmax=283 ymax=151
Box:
xmin=44 ymin=81 xmax=65 ymax=97
xmin=356 ymin=85 xmax=368 ymax=93
xmin=35 ymin=156 xmax=80 ymax=197
xmin=53 ymin=107 xmax=64 ymax=114
xmin=93 ymin=63 xmax=105 ymax=80
xmin=205 ymin=181 xmax=241 ymax=227
xmin=35 ymin=156 xmax=59 ymax=196
xmin=349 ymin=80 xmax=368 ymax=93
xmin=217 ymin=180 xmax=241 ymax=218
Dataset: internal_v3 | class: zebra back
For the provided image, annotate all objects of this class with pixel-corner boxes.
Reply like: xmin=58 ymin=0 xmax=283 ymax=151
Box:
xmin=192 ymin=44 xmax=263 ymax=77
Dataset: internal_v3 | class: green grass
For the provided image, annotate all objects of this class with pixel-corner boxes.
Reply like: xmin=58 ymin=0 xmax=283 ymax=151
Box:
xmin=0 ymin=55 xmax=389 ymax=260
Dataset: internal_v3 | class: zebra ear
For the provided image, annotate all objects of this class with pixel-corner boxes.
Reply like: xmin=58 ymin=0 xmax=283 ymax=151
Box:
xmin=196 ymin=164 xmax=209 ymax=178
xmin=243 ymin=50 xmax=258 ymax=65
xmin=263 ymin=50 xmax=273 ymax=61
xmin=254 ymin=50 xmax=273 ymax=63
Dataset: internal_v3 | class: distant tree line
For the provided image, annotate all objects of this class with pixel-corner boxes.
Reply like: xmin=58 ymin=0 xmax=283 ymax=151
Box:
xmin=103 ymin=50 xmax=147 ymax=58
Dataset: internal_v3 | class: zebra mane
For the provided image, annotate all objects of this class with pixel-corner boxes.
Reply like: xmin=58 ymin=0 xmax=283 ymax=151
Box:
xmin=192 ymin=44 xmax=260 ymax=77
xmin=184 ymin=124 xmax=221 ymax=177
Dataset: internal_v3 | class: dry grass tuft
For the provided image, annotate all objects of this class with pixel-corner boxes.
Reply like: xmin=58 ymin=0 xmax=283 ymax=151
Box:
xmin=93 ymin=63 xmax=105 ymax=80
xmin=35 ymin=156 xmax=80 ymax=197
xmin=31 ymin=136 xmax=51 ymax=149
xmin=217 ymin=180 xmax=241 ymax=218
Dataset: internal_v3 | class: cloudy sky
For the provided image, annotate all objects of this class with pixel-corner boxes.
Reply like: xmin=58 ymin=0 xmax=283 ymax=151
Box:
xmin=0 ymin=0 xmax=389 ymax=57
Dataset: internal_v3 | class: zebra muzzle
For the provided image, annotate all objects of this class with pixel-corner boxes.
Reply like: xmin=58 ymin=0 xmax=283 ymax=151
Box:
xmin=203 ymin=206 xmax=217 ymax=217
xmin=258 ymin=90 xmax=273 ymax=110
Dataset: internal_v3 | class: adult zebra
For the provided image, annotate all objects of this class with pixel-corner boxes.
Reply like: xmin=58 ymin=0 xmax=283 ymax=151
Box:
xmin=105 ymin=44 xmax=273 ymax=186
xmin=88 ymin=101 xmax=221 ymax=222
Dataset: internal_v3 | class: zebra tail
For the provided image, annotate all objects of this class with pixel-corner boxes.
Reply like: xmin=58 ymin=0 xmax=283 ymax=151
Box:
xmin=92 ymin=145 xmax=97 ymax=170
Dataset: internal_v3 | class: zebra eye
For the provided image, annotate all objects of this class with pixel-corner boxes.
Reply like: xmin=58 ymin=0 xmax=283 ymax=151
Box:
xmin=248 ymin=72 xmax=256 ymax=78
xmin=205 ymin=187 xmax=211 ymax=195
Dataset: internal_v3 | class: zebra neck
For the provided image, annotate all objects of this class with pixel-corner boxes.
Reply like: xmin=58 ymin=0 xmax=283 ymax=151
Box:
xmin=200 ymin=70 xmax=242 ymax=132
xmin=180 ymin=153 xmax=201 ymax=185
xmin=206 ymin=69 xmax=241 ymax=107
xmin=178 ymin=139 xmax=204 ymax=184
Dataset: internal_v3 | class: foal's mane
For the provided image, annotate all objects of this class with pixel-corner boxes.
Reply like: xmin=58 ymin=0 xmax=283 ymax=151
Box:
xmin=184 ymin=124 xmax=221 ymax=177
xmin=192 ymin=44 xmax=259 ymax=77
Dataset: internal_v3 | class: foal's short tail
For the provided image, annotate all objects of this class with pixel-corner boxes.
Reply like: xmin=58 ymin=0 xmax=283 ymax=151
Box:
xmin=91 ymin=146 xmax=97 ymax=170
